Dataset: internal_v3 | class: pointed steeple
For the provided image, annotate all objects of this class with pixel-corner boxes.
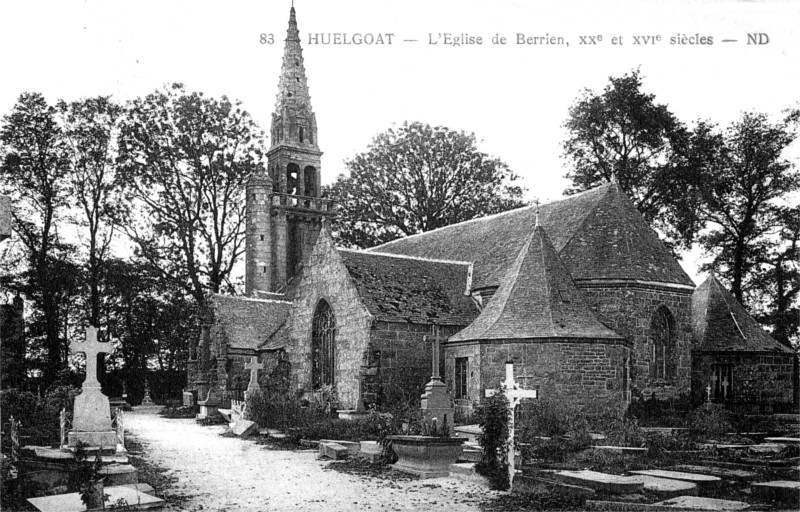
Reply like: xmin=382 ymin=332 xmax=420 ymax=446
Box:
xmin=274 ymin=6 xmax=312 ymax=118
xmin=451 ymin=223 xmax=623 ymax=342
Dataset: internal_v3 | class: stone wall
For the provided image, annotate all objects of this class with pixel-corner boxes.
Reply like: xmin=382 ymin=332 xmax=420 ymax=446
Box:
xmin=692 ymin=352 xmax=796 ymax=408
xmin=369 ymin=322 xmax=462 ymax=408
xmin=475 ymin=339 xmax=631 ymax=412
xmin=286 ymin=230 xmax=373 ymax=409
xmin=578 ymin=282 xmax=693 ymax=400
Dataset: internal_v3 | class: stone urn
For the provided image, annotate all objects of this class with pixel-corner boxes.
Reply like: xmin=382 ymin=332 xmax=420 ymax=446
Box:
xmin=389 ymin=435 xmax=465 ymax=478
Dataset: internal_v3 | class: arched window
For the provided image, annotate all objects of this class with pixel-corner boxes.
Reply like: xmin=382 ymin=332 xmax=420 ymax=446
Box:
xmin=304 ymin=166 xmax=317 ymax=197
xmin=286 ymin=163 xmax=300 ymax=195
xmin=299 ymin=126 xmax=304 ymax=143
xmin=650 ymin=306 xmax=676 ymax=381
xmin=312 ymin=300 xmax=336 ymax=389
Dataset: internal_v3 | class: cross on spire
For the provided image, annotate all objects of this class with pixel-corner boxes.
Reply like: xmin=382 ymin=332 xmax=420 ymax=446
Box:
xmin=70 ymin=326 xmax=109 ymax=388
xmin=533 ymin=198 xmax=541 ymax=227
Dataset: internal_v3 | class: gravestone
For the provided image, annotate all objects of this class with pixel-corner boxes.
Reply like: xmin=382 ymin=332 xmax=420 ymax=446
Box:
xmin=420 ymin=335 xmax=454 ymax=435
xmin=485 ymin=361 xmax=537 ymax=490
xmin=244 ymin=355 xmax=263 ymax=398
xmin=68 ymin=326 xmax=117 ymax=448
xmin=140 ymin=381 xmax=154 ymax=405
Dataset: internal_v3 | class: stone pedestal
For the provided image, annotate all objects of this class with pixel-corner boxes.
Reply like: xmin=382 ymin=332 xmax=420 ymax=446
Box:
xmin=69 ymin=387 xmax=116 ymax=449
xmin=420 ymin=378 xmax=455 ymax=435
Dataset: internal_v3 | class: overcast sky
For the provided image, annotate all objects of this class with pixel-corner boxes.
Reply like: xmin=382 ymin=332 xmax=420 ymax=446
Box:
xmin=2 ymin=0 xmax=798 ymax=281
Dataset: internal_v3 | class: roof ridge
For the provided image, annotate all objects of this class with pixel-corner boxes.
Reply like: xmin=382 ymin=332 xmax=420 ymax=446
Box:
xmin=370 ymin=183 xmax=614 ymax=252
xmin=338 ymin=247 xmax=472 ymax=266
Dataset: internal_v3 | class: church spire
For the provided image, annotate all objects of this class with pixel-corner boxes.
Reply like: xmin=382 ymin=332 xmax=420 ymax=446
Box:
xmin=274 ymin=5 xmax=312 ymax=115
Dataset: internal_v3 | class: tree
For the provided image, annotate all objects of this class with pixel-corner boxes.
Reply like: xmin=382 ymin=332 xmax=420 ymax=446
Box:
xmin=116 ymin=84 xmax=266 ymax=306
xmin=562 ymin=70 xmax=695 ymax=247
xmin=697 ymin=112 xmax=799 ymax=305
xmin=330 ymin=121 xmax=526 ymax=248
xmin=0 ymin=92 xmax=72 ymax=386
xmin=59 ymin=96 xmax=124 ymax=327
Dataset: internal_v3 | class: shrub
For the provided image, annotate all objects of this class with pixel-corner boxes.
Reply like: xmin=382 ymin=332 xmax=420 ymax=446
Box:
xmin=475 ymin=391 xmax=510 ymax=491
xmin=645 ymin=431 xmax=697 ymax=457
xmin=1 ymin=386 xmax=80 ymax=450
xmin=594 ymin=416 xmax=646 ymax=448
xmin=688 ymin=404 xmax=733 ymax=441
xmin=628 ymin=392 xmax=692 ymax=427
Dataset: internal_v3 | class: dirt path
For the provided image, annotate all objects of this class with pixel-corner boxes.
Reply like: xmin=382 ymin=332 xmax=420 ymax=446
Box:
xmin=126 ymin=407 xmax=498 ymax=512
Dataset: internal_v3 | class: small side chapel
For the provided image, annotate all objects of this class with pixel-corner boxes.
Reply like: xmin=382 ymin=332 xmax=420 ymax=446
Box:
xmin=186 ymin=6 xmax=797 ymax=415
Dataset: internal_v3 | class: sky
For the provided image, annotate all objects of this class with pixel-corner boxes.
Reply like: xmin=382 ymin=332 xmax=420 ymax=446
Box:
xmin=1 ymin=0 xmax=799 ymax=280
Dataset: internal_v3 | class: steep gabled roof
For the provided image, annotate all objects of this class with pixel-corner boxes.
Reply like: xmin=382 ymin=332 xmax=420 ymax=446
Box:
xmin=692 ymin=275 xmax=793 ymax=354
xmin=451 ymin=223 xmax=624 ymax=342
xmin=371 ymin=183 xmax=694 ymax=290
xmin=208 ymin=293 xmax=291 ymax=351
xmin=337 ymin=249 xmax=479 ymax=326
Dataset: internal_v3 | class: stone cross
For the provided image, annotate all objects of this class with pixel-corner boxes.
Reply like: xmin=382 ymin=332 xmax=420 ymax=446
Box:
xmin=485 ymin=362 xmax=538 ymax=490
xmin=721 ymin=375 xmax=729 ymax=398
xmin=245 ymin=355 xmax=263 ymax=397
xmin=71 ymin=326 xmax=108 ymax=388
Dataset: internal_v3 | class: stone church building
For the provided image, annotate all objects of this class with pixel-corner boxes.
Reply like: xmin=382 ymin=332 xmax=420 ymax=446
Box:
xmin=186 ymin=6 xmax=796 ymax=415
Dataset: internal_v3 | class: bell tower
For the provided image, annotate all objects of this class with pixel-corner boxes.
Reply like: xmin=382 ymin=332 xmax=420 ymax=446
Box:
xmin=246 ymin=5 xmax=335 ymax=296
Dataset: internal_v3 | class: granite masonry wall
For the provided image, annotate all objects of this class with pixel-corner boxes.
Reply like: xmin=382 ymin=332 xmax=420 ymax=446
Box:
xmin=368 ymin=322 xmax=462 ymax=408
xmin=692 ymin=352 xmax=796 ymax=409
xmin=286 ymin=232 xmax=373 ymax=410
xmin=577 ymin=283 xmax=693 ymax=400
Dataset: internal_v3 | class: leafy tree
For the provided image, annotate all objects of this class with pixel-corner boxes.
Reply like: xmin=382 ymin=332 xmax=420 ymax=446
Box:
xmin=59 ymin=96 xmax=124 ymax=327
xmin=116 ymin=84 xmax=266 ymax=306
xmin=0 ymin=92 xmax=72 ymax=386
xmin=562 ymin=70 xmax=696 ymax=247
xmin=697 ymin=112 xmax=799 ymax=305
xmin=330 ymin=121 xmax=525 ymax=248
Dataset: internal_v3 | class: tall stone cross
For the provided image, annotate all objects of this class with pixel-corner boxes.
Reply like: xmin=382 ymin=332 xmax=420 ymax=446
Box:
xmin=420 ymin=330 xmax=454 ymax=434
xmin=485 ymin=362 xmax=538 ymax=490
xmin=71 ymin=326 xmax=108 ymax=388
xmin=245 ymin=355 xmax=263 ymax=397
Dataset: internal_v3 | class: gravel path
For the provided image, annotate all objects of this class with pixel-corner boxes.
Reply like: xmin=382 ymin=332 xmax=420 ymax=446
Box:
xmin=126 ymin=407 xmax=499 ymax=512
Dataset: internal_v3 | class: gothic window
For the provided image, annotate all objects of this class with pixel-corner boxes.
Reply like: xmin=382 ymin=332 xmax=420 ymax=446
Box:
xmin=299 ymin=126 xmax=304 ymax=143
xmin=454 ymin=357 xmax=468 ymax=399
xmin=650 ymin=306 xmax=676 ymax=381
xmin=312 ymin=300 xmax=336 ymax=389
xmin=287 ymin=163 xmax=300 ymax=195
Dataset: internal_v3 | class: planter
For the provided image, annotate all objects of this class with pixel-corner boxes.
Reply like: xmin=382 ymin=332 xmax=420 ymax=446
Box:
xmin=389 ymin=435 xmax=465 ymax=478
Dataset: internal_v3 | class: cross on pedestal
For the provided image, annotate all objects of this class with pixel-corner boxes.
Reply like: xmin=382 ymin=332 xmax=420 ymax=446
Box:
xmin=245 ymin=355 xmax=263 ymax=397
xmin=706 ymin=384 xmax=712 ymax=403
xmin=70 ymin=326 xmax=109 ymax=389
xmin=485 ymin=362 xmax=538 ymax=490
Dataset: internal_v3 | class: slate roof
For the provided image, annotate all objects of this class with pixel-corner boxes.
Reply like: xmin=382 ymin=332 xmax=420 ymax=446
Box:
xmin=337 ymin=249 xmax=479 ymax=326
xmin=371 ymin=183 xmax=694 ymax=290
xmin=691 ymin=275 xmax=793 ymax=354
xmin=208 ymin=293 xmax=291 ymax=351
xmin=450 ymin=223 xmax=624 ymax=342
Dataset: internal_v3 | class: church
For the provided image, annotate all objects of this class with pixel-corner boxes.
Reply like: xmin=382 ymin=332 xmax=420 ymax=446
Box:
xmin=186 ymin=6 xmax=796 ymax=416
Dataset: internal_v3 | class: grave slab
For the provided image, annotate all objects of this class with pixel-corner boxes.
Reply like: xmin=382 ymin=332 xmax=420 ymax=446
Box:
xmin=591 ymin=445 xmax=647 ymax=454
xmin=638 ymin=475 xmax=698 ymax=499
xmin=231 ymin=419 xmax=258 ymax=437
xmin=359 ymin=441 xmax=382 ymax=462
xmin=629 ymin=470 xmax=721 ymax=488
xmin=764 ymin=437 xmax=800 ymax=444
xmin=319 ymin=442 xmax=348 ymax=460
xmin=458 ymin=445 xmax=482 ymax=463
xmin=320 ymin=439 xmax=360 ymax=456
xmin=653 ymin=495 xmax=750 ymax=510
xmin=27 ymin=483 xmax=164 ymax=512
xmin=555 ymin=470 xmax=644 ymax=494
xmin=750 ymin=480 xmax=800 ymax=505
xmin=748 ymin=443 xmax=785 ymax=454
xmin=98 ymin=463 xmax=138 ymax=486
xmin=672 ymin=464 xmax=757 ymax=481
xmin=217 ymin=409 xmax=232 ymax=422
xmin=516 ymin=474 xmax=595 ymax=498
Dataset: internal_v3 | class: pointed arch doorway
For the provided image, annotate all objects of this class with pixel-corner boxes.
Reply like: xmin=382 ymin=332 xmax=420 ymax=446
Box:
xmin=312 ymin=299 xmax=336 ymax=389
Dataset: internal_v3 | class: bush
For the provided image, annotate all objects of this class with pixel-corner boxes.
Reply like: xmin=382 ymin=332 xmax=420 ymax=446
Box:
xmin=688 ymin=404 xmax=733 ymax=441
xmin=645 ymin=431 xmax=697 ymax=457
xmin=475 ymin=391 xmax=510 ymax=491
xmin=593 ymin=416 xmax=646 ymax=448
xmin=1 ymin=386 xmax=80 ymax=450
xmin=628 ymin=392 xmax=692 ymax=427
